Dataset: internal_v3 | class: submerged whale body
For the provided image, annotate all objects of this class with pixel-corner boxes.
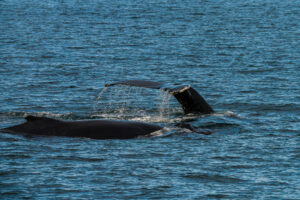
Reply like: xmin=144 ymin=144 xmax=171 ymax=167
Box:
xmin=1 ymin=80 xmax=215 ymax=139
xmin=1 ymin=115 xmax=162 ymax=139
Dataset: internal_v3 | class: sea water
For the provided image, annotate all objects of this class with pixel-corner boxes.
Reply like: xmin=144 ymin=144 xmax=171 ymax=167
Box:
xmin=0 ymin=0 xmax=299 ymax=199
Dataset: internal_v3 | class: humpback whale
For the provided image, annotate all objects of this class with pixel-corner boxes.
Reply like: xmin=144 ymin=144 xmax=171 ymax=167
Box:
xmin=1 ymin=80 xmax=215 ymax=139
xmin=0 ymin=115 xmax=162 ymax=139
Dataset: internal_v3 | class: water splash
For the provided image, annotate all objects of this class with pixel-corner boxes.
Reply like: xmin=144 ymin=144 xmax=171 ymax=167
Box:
xmin=92 ymin=85 xmax=174 ymax=122
xmin=212 ymin=111 xmax=240 ymax=118
xmin=93 ymin=86 xmax=108 ymax=112
xmin=158 ymin=89 xmax=172 ymax=123
xmin=93 ymin=85 xmax=144 ymax=120
xmin=117 ymin=86 xmax=133 ymax=116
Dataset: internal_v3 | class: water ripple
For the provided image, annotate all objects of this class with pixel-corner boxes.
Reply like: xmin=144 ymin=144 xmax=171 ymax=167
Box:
xmin=1 ymin=0 xmax=299 ymax=199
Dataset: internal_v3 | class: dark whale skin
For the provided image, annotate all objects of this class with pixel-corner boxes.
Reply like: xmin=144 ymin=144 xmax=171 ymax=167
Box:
xmin=1 ymin=116 xmax=162 ymax=139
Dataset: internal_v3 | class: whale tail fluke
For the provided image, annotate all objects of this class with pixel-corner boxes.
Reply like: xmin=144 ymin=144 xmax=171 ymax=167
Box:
xmin=105 ymin=80 xmax=215 ymax=114
xmin=165 ymin=85 xmax=214 ymax=114
xmin=105 ymin=80 xmax=163 ymax=89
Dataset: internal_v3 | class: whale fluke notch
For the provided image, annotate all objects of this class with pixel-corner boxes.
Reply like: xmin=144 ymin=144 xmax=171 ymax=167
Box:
xmin=105 ymin=80 xmax=215 ymax=114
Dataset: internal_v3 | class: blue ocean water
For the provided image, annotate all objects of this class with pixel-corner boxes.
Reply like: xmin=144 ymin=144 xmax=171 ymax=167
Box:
xmin=0 ymin=0 xmax=299 ymax=199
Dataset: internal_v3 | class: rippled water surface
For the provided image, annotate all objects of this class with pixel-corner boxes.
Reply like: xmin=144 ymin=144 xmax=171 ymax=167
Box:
xmin=0 ymin=0 xmax=299 ymax=199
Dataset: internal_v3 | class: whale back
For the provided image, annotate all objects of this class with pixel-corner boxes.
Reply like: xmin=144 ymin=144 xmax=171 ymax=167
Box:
xmin=63 ymin=119 xmax=162 ymax=139
xmin=1 ymin=115 xmax=64 ymax=136
xmin=1 ymin=115 xmax=162 ymax=139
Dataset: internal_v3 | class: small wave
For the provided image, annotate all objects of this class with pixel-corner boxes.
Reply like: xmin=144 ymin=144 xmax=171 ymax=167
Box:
xmin=0 ymin=111 xmax=73 ymax=119
xmin=91 ymin=113 xmax=172 ymax=123
xmin=90 ymin=113 xmax=126 ymax=120
xmin=183 ymin=172 xmax=246 ymax=183
xmin=166 ymin=110 xmax=240 ymax=123
xmin=130 ymin=115 xmax=171 ymax=123
xmin=52 ymin=155 xmax=105 ymax=162
xmin=212 ymin=111 xmax=240 ymax=117
xmin=198 ymin=122 xmax=240 ymax=129
xmin=223 ymin=102 xmax=300 ymax=112
xmin=206 ymin=194 xmax=229 ymax=198
xmin=138 ymin=127 xmax=171 ymax=138
xmin=1 ymin=154 xmax=32 ymax=159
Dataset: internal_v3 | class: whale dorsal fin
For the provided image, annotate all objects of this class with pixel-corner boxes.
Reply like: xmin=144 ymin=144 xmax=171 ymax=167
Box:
xmin=25 ymin=115 xmax=59 ymax=122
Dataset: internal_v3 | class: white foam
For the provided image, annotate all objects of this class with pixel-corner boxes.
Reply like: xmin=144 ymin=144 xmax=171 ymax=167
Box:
xmin=21 ymin=112 xmax=73 ymax=119
xmin=212 ymin=111 xmax=240 ymax=117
